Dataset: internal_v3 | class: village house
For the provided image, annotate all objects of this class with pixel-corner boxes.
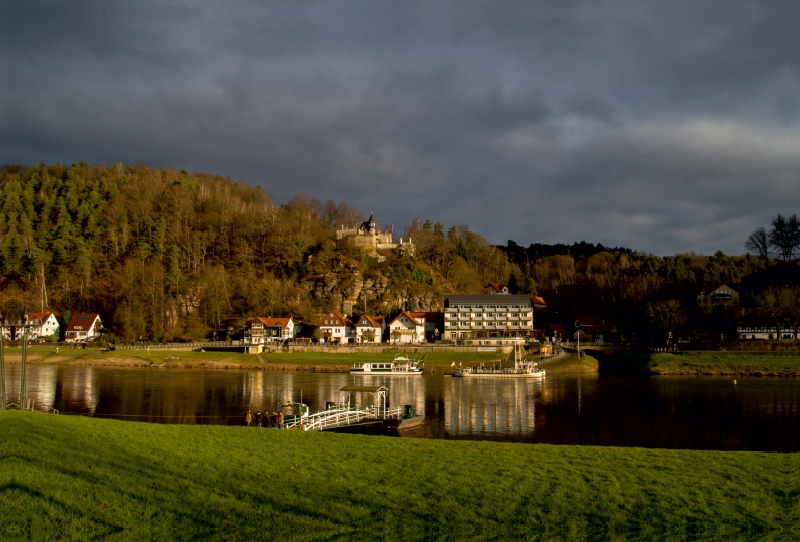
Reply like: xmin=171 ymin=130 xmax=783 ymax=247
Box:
xmin=737 ymin=323 xmax=796 ymax=340
xmin=27 ymin=312 xmax=60 ymax=340
xmin=64 ymin=313 xmax=103 ymax=342
xmin=572 ymin=316 xmax=616 ymax=343
xmin=319 ymin=310 xmax=353 ymax=344
xmin=388 ymin=312 xmax=424 ymax=343
xmin=244 ymin=317 xmax=296 ymax=344
xmin=544 ymin=323 xmax=569 ymax=343
xmin=0 ymin=312 xmax=61 ymax=341
xmin=697 ymin=284 xmax=739 ymax=314
xmin=355 ymin=315 xmax=385 ymax=343
xmin=487 ymin=283 xmax=510 ymax=295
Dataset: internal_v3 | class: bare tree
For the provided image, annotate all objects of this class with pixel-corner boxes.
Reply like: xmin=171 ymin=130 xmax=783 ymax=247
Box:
xmin=745 ymin=226 xmax=770 ymax=264
xmin=647 ymin=300 xmax=687 ymax=345
xmin=756 ymin=285 xmax=784 ymax=339
xmin=784 ymin=286 xmax=800 ymax=340
xmin=768 ymin=214 xmax=800 ymax=262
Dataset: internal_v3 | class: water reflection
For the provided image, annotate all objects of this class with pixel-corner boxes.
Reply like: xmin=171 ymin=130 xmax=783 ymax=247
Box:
xmin=444 ymin=378 xmax=543 ymax=438
xmin=3 ymin=365 xmax=799 ymax=451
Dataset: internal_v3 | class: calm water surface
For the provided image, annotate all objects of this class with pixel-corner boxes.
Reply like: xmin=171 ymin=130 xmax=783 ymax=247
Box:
xmin=6 ymin=365 xmax=799 ymax=451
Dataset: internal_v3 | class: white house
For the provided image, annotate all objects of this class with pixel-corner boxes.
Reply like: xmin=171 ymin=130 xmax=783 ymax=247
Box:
xmin=388 ymin=311 xmax=427 ymax=343
xmin=27 ymin=312 xmax=60 ymax=339
xmin=737 ymin=324 xmax=796 ymax=340
xmin=1 ymin=312 xmax=60 ymax=340
xmin=64 ymin=313 xmax=103 ymax=342
xmin=244 ymin=317 xmax=296 ymax=344
xmin=487 ymin=283 xmax=510 ymax=295
xmin=355 ymin=315 xmax=385 ymax=343
xmin=319 ymin=310 xmax=353 ymax=344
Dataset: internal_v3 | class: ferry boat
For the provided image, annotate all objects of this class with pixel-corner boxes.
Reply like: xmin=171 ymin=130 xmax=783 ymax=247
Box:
xmin=350 ymin=354 xmax=424 ymax=376
xmin=453 ymin=345 xmax=545 ymax=378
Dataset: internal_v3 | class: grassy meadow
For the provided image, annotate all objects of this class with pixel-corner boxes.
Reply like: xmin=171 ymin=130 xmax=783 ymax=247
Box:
xmin=610 ymin=350 xmax=800 ymax=376
xmin=2 ymin=410 xmax=797 ymax=540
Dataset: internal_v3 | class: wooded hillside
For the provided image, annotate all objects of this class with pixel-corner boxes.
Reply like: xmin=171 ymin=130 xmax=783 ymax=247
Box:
xmin=0 ymin=162 xmax=771 ymax=342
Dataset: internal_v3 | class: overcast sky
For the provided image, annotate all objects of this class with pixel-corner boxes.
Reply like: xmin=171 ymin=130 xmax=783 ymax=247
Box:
xmin=3 ymin=1 xmax=799 ymax=255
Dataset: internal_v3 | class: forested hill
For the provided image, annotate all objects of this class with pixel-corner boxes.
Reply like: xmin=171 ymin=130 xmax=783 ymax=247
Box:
xmin=500 ymin=240 xmax=634 ymax=263
xmin=0 ymin=163 xmax=519 ymax=342
xmin=0 ymin=163 xmax=769 ymax=342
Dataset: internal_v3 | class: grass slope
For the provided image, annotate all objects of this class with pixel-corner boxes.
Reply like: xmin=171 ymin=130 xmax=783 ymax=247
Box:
xmin=543 ymin=353 xmax=599 ymax=374
xmin=2 ymin=411 xmax=797 ymax=540
xmin=612 ymin=350 xmax=800 ymax=376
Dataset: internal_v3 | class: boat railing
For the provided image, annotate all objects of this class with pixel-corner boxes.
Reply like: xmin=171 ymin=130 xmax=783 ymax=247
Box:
xmin=284 ymin=404 xmax=408 ymax=430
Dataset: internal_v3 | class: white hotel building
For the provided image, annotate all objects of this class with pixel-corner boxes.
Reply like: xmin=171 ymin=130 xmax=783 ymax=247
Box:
xmin=444 ymin=295 xmax=534 ymax=345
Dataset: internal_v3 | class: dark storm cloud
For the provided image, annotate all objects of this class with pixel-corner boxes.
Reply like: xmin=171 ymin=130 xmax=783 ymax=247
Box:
xmin=2 ymin=0 xmax=799 ymax=255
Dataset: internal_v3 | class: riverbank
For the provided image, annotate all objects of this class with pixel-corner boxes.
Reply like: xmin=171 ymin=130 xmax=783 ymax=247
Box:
xmin=2 ymin=347 xmax=505 ymax=372
xmin=542 ymin=352 xmax=599 ymax=373
xmin=2 ymin=411 xmax=795 ymax=540
xmin=607 ymin=350 xmax=800 ymax=376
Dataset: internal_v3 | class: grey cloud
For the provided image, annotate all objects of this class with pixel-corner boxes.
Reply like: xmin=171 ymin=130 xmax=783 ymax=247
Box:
xmin=2 ymin=0 xmax=800 ymax=255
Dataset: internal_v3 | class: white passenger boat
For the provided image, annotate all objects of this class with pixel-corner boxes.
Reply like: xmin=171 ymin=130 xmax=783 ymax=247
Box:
xmin=350 ymin=354 xmax=424 ymax=375
xmin=453 ymin=345 xmax=545 ymax=378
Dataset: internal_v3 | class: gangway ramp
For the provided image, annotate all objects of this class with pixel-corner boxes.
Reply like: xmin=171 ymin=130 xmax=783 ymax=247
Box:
xmin=283 ymin=385 xmax=413 ymax=431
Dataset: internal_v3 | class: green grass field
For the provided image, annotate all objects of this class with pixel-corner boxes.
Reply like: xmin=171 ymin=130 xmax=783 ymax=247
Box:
xmin=610 ymin=350 xmax=800 ymax=375
xmin=2 ymin=411 xmax=797 ymax=540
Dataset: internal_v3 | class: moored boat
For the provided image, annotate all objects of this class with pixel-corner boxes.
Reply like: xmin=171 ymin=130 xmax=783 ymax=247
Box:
xmin=452 ymin=345 xmax=545 ymax=378
xmin=350 ymin=353 xmax=424 ymax=375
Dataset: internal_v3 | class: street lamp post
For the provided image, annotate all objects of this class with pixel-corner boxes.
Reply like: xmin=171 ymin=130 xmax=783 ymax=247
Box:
xmin=0 ymin=312 xmax=6 ymax=411
xmin=20 ymin=311 xmax=28 ymax=408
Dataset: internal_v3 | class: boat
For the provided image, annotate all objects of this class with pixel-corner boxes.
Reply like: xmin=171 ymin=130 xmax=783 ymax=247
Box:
xmin=453 ymin=345 xmax=545 ymax=378
xmin=350 ymin=353 xmax=424 ymax=375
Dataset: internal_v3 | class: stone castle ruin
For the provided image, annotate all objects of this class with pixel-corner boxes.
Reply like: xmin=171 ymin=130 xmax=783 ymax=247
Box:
xmin=336 ymin=214 xmax=414 ymax=258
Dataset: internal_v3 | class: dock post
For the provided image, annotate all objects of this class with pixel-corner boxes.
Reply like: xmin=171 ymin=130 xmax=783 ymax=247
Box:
xmin=0 ymin=322 xmax=6 ymax=411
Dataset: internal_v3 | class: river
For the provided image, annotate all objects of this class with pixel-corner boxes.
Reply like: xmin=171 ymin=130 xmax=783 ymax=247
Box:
xmin=5 ymin=365 xmax=799 ymax=451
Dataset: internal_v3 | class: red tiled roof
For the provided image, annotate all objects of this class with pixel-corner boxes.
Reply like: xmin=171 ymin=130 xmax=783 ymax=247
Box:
xmin=391 ymin=311 xmax=422 ymax=326
xmin=246 ymin=317 xmax=293 ymax=329
xmin=530 ymin=296 xmax=547 ymax=307
xmin=27 ymin=312 xmax=54 ymax=325
xmin=65 ymin=313 xmax=101 ymax=332
xmin=487 ymin=283 xmax=507 ymax=293
xmin=577 ymin=316 xmax=604 ymax=327
xmin=319 ymin=310 xmax=351 ymax=327
xmin=357 ymin=315 xmax=384 ymax=328
xmin=548 ymin=323 xmax=568 ymax=337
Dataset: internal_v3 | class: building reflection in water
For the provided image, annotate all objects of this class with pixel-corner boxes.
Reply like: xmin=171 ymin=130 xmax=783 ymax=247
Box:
xmin=5 ymin=366 xmax=797 ymax=450
xmin=60 ymin=367 xmax=99 ymax=414
xmin=444 ymin=378 xmax=546 ymax=438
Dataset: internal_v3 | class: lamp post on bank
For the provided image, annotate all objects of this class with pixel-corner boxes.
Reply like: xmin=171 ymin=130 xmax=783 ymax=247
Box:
xmin=0 ymin=312 xmax=6 ymax=411
xmin=0 ymin=310 xmax=34 ymax=410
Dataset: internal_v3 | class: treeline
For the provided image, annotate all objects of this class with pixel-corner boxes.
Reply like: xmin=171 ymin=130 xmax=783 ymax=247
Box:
xmin=0 ymin=163 xmax=516 ymax=342
xmin=0 ymin=162 xmax=784 ymax=344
